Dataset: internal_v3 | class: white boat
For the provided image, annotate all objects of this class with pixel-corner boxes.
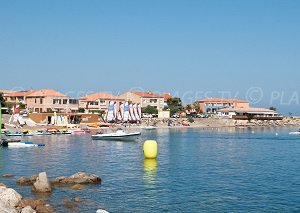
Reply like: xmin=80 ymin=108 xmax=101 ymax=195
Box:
xmin=2 ymin=141 xmax=45 ymax=148
xmin=142 ymin=126 xmax=157 ymax=130
xmin=289 ymin=131 xmax=300 ymax=135
xmin=91 ymin=129 xmax=141 ymax=141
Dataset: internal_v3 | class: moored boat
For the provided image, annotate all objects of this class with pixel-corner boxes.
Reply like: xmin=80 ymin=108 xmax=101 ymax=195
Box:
xmin=91 ymin=129 xmax=141 ymax=141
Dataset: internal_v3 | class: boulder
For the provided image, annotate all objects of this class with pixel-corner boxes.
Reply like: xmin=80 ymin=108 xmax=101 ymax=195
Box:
xmin=0 ymin=203 xmax=18 ymax=213
xmin=17 ymin=175 xmax=38 ymax=186
xmin=2 ymin=174 xmax=15 ymax=178
xmin=35 ymin=204 xmax=55 ymax=213
xmin=0 ymin=187 xmax=22 ymax=207
xmin=21 ymin=206 xmax=36 ymax=213
xmin=51 ymin=172 xmax=101 ymax=185
xmin=19 ymin=198 xmax=37 ymax=209
xmin=32 ymin=172 xmax=52 ymax=193
xmin=74 ymin=197 xmax=81 ymax=202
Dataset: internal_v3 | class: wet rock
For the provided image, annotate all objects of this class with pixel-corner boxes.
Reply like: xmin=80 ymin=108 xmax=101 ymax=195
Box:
xmin=0 ymin=183 xmax=6 ymax=187
xmin=64 ymin=202 xmax=78 ymax=210
xmin=19 ymin=198 xmax=37 ymax=209
xmin=73 ymin=197 xmax=81 ymax=202
xmin=0 ymin=203 xmax=18 ymax=213
xmin=71 ymin=184 xmax=85 ymax=190
xmin=21 ymin=206 xmax=36 ymax=213
xmin=51 ymin=172 xmax=101 ymax=185
xmin=2 ymin=174 xmax=15 ymax=178
xmin=63 ymin=198 xmax=71 ymax=203
xmin=32 ymin=172 xmax=52 ymax=193
xmin=96 ymin=209 xmax=109 ymax=213
xmin=35 ymin=204 xmax=55 ymax=213
xmin=34 ymin=199 xmax=44 ymax=207
xmin=0 ymin=187 xmax=22 ymax=207
xmin=17 ymin=175 xmax=38 ymax=186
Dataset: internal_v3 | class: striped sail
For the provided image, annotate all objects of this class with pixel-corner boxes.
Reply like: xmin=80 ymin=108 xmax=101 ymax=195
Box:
xmin=123 ymin=102 xmax=129 ymax=122
xmin=106 ymin=101 xmax=115 ymax=122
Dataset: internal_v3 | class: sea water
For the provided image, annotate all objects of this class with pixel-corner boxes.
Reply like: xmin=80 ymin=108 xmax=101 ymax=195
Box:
xmin=1 ymin=127 xmax=300 ymax=212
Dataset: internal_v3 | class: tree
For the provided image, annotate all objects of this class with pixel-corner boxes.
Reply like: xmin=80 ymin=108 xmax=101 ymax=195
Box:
xmin=78 ymin=108 xmax=85 ymax=113
xmin=185 ymin=104 xmax=192 ymax=111
xmin=166 ymin=97 xmax=183 ymax=115
xmin=193 ymin=102 xmax=201 ymax=114
xmin=0 ymin=93 xmax=5 ymax=106
xmin=269 ymin=106 xmax=277 ymax=111
xmin=142 ymin=105 xmax=158 ymax=115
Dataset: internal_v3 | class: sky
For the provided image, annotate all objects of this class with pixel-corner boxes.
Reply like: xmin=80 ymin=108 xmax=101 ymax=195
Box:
xmin=1 ymin=0 xmax=300 ymax=114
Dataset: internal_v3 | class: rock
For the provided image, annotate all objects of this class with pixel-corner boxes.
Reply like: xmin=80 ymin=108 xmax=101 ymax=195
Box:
xmin=71 ymin=184 xmax=85 ymax=190
xmin=0 ymin=183 xmax=6 ymax=187
xmin=21 ymin=206 xmax=36 ymax=213
xmin=73 ymin=197 xmax=81 ymax=202
xmin=96 ymin=209 xmax=109 ymax=213
xmin=0 ymin=203 xmax=18 ymax=213
xmin=34 ymin=199 xmax=44 ymax=207
xmin=64 ymin=202 xmax=77 ymax=210
xmin=0 ymin=187 xmax=22 ymax=207
xmin=2 ymin=174 xmax=15 ymax=178
xmin=19 ymin=198 xmax=37 ymax=209
xmin=51 ymin=172 xmax=101 ymax=185
xmin=17 ymin=175 xmax=38 ymax=186
xmin=35 ymin=204 xmax=55 ymax=213
xmin=63 ymin=198 xmax=71 ymax=203
xmin=32 ymin=172 xmax=52 ymax=193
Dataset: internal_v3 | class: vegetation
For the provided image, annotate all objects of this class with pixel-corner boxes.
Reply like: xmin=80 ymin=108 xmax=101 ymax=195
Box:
xmin=185 ymin=104 xmax=192 ymax=111
xmin=142 ymin=105 xmax=158 ymax=115
xmin=166 ymin=97 xmax=183 ymax=115
xmin=269 ymin=106 xmax=277 ymax=111
xmin=0 ymin=93 xmax=5 ymax=106
xmin=193 ymin=102 xmax=202 ymax=114
xmin=187 ymin=117 xmax=194 ymax=123
xmin=78 ymin=108 xmax=85 ymax=113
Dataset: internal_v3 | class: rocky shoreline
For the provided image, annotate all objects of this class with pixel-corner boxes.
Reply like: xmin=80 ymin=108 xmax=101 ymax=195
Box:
xmin=1 ymin=172 xmax=108 ymax=213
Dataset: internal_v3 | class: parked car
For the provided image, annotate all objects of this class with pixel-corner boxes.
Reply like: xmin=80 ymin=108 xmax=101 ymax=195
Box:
xmin=171 ymin=114 xmax=180 ymax=118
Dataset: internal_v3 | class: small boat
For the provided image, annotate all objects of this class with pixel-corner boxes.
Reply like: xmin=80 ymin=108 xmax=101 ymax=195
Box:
xmin=142 ymin=126 xmax=157 ymax=130
xmin=5 ymin=132 xmax=23 ymax=137
xmin=1 ymin=140 xmax=45 ymax=147
xmin=289 ymin=131 xmax=300 ymax=135
xmin=91 ymin=129 xmax=141 ymax=141
xmin=70 ymin=129 xmax=91 ymax=135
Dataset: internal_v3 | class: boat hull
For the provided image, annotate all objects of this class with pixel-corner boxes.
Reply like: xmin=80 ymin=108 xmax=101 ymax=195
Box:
xmin=91 ymin=132 xmax=141 ymax=141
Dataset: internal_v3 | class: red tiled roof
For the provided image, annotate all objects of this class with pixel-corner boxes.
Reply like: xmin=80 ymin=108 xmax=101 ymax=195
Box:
xmin=131 ymin=91 xmax=163 ymax=98
xmin=161 ymin=93 xmax=172 ymax=101
xmin=199 ymin=98 xmax=248 ymax=103
xmin=81 ymin=93 xmax=123 ymax=101
xmin=5 ymin=90 xmax=35 ymax=97
xmin=27 ymin=89 xmax=67 ymax=97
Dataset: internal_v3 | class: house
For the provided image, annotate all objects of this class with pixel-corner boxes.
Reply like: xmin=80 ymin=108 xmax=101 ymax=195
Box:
xmin=161 ymin=93 xmax=173 ymax=103
xmin=217 ymin=107 xmax=283 ymax=120
xmin=79 ymin=93 xmax=124 ymax=113
xmin=25 ymin=89 xmax=79 ymax=113
xmin=197 ymin=98 xmax=250 ymax=114
xmin=118 ymin=91 xmax=165 ymax=110
xmin=3 ymin=90 xmax=34 ymax=105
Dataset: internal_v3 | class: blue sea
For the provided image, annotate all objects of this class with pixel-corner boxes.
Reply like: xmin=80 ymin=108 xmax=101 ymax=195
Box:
xmin=1 ymin=127 xmax=300 ymax=212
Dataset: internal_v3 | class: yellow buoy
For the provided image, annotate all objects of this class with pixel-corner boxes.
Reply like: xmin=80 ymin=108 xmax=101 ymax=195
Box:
xmin=143 ymin=140 xmax=158 ymax=159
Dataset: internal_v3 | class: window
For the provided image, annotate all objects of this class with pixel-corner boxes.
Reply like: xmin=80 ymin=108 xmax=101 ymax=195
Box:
xmin=40 ymin=98 xmax=43 ymax=104
xmin=150 ymin=99 xmax=157 ymax=103
xmin=35 ymin=99 xmax=37 ymax=103
xmin=99 ymin=100 xmax=106 ymax=105
xmin=63 ymin=99 xmax=68 ymax=104
xmin=53 ymin=99 xmax=61 ymax=104
xmin=69 ymin=99 xmax=78 ymax=104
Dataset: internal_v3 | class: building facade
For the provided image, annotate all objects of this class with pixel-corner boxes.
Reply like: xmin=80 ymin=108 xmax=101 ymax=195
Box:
xmin=118 ymin=91 xmax=165 ymax=110
xmin=79 ymin=93 xmax=124 ymax=113
xmin=197 ymin=98 xmax=250 ymax=114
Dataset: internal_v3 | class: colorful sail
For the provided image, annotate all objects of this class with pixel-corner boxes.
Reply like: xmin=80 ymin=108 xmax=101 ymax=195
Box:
xmin=133 ymin=104 xmax=140 ymax=121
xmin=129 ymin=104 xmax=136 ymax=122
xmin=106 ymin=101 xmax=115 ymax=122
xmin=123 ymin=102 xmax=129 ymax=122
xmin=119 ymin=102 xmax=125 ymax=122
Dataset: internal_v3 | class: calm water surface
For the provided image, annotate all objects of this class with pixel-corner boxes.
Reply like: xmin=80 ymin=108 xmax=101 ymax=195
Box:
xmin=1 ymin=127 xmax=300 ymax=212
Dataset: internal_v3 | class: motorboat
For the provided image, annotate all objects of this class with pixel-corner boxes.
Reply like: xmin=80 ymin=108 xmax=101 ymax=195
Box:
xmin=91 ymin=129 xmax=141 ymax=141
xmin=289 ymin=131 xmax=300 ymax=135
xmin=70 ymin=129 xmax=91 ymax=135
xmin=141 ymin=126 xmax=157 ymax=130
xmin=1 ymin=140 xmax=45 ymax=148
